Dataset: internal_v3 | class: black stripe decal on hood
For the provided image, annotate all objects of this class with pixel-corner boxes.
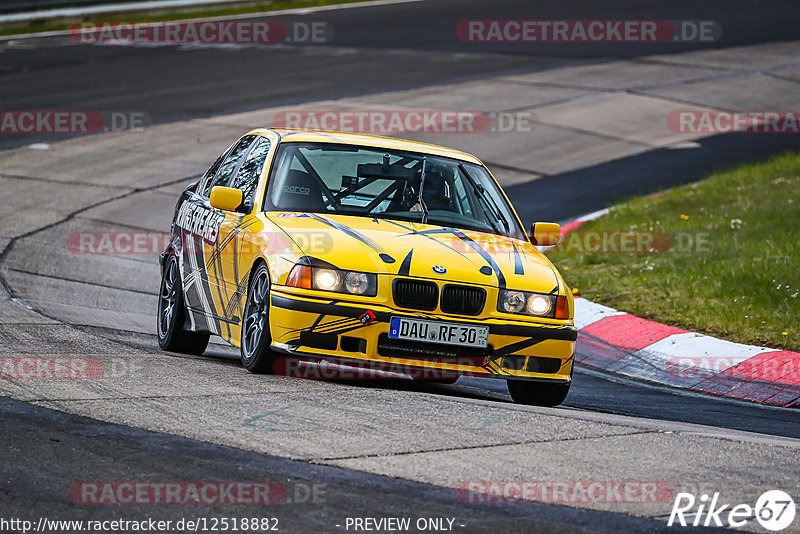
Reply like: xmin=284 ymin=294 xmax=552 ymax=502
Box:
xmin=383 ymin=221 xmax=478 ymax=263
xmin=398 ymin=249 xmax=414 ymax=277
xmin=308 ymin=213 xmax=395 ymax=264
xmin=391 ymin=224 xmax=509 ymax=286
xmin=450 ymin=229 xmax=506 ymax=289
xmin=512 ymin=244 xmax=524 ymax=275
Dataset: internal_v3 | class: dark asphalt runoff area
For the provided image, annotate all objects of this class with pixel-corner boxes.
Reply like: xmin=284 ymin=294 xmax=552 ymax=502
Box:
xmin=1 ymin=0 xmax=800 ymax=532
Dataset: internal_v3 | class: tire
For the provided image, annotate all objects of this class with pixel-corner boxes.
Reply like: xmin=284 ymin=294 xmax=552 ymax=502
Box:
xmin=507 ymin=379 xmax=570 ymax=407
xmin=241 ymin=262 xmax=277 ymax=373
xmin=157 ymin=256 xmax=210 ymax=355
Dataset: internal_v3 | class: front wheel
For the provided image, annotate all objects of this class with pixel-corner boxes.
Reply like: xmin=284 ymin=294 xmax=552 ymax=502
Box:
xmin=507 ymin=379 xmax=570 ymax=407
xmin=241 ymin=263 xmax=277 ymax=373
xmin=157 ymin=256 xmax=209 ymax=355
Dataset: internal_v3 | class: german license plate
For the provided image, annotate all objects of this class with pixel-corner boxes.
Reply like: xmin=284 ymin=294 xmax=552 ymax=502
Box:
xmin=388 ymin=317 xmax=489 ymax=348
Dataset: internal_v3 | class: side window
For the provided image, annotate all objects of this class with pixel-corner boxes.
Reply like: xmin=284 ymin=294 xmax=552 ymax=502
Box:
xmin=197 ymin=148 xmax=230 ymax=195
xmin=202 ymin=135 xmax=255 ymax=197
xmin=231 ymin=136 xmax=271 ymax=209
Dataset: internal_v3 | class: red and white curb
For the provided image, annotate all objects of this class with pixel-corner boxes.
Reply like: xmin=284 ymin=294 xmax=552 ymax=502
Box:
xmin=573 ymin=298 xmax=800 ymax=407
xmin=561 ymin=215 xmax=800 ymax=408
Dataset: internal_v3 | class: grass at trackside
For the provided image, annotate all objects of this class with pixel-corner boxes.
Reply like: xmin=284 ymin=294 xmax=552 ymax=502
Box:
xmin=547 ymin=151 xmax=800 ymax=352
xmin=0 ymin=0 xmax=371 ymax=37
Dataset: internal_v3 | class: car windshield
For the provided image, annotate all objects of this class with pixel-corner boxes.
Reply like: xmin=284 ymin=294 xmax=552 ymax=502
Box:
xmin=264 ymin=142 xmax=524 ymax=237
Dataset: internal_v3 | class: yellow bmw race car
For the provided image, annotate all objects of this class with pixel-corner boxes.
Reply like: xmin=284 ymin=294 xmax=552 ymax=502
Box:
xmin=157 ymin=129 xmax=576 ymax=406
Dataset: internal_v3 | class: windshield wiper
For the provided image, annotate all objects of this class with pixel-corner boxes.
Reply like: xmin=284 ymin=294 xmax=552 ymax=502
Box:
xmin=458 ymin=163 xmax=509 ymax=235
xmin=369 ymin=212 xmax=421 ymax=223
xmin=417 ymin=156 xmax=429 ymax=224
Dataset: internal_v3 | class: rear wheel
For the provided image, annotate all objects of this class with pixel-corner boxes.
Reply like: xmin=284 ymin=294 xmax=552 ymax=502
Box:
xmin=157 ymin=256 xmax=209 ymax=355
xmin=241 ymin=263 xmax=277 ymax=373
xmin=507 ymin=379 xmax=570 ymax=407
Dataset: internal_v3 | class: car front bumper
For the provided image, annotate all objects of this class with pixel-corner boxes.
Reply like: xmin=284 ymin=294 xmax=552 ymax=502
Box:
xmin=268 ymin=289 xmax=576 ymax=383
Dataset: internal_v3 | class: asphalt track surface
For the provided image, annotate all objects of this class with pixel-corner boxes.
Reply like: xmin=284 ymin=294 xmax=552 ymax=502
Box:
xmin=2 ymin=0 xmax=800 ymax=149
xmin=0 ymin=395 xmax=708 ymax=534
xmin=1 ymin=0 xmax=800 ymax=532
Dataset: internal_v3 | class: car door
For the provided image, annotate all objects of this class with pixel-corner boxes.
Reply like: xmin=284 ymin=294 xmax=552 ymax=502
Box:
xmin=180 ymin=134 xmax=255 ymax=334
xmin=205 ymin=135 xmax=272 ymax=343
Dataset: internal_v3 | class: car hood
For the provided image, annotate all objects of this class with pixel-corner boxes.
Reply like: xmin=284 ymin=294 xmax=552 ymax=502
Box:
xmin=267 ymin=212 xmax=560 ymax=293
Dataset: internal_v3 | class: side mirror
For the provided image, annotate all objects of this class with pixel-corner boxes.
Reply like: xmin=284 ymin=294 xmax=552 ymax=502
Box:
xmin=530 ymin=222 xmax=561 ymax=246
xmin=210 ymin=186 xmax=244 ymax=212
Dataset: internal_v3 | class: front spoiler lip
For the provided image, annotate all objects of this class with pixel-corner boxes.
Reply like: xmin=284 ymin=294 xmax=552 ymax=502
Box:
xmin=270 ymin=292 xmax=578 ymax=342
xmin=269 ymin=345 xmax=573 ymax=384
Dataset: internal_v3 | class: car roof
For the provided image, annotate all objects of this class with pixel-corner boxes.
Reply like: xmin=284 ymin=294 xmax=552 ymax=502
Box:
xmin=248 ymin=128 xmax=484 ymax=165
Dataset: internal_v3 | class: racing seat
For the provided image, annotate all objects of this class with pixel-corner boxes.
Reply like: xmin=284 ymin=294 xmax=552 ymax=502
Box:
xmin=276 ymin=169 xmax=328 ymax=212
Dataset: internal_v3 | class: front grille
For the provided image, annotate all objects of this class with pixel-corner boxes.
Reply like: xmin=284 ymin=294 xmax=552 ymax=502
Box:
xmin=377 ymin=334 xmax=491 ymax=361
xmin=440 ymin=285 xmax=486 ymax=315
xmin=393 ymin=279 xmax=438 ymax=311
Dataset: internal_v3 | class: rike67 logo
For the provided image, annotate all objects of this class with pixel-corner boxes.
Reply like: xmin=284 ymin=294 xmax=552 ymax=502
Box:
xmin=669 ymin=490 xmax=795 ymax=531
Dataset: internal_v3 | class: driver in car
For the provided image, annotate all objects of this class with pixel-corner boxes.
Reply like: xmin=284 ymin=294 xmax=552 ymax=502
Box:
xmin=409 ymin=164 xmax=453 ymax=212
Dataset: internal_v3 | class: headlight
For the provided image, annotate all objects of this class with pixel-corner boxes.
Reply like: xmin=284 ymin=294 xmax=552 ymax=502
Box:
xmin=345 ymin=271 xmax=370 ymax=295
xmin=314 ymin=269 xmax=341 ymax=291
xmin=499 ymin=290 xmax=526 ymax=313
xmin=287 ymin=263 xmax=376 ymax=297
xmin=526 ymin=294 xmax=553 ymax=316
xmin=498 ymin=290 xmax=557 ymax=318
